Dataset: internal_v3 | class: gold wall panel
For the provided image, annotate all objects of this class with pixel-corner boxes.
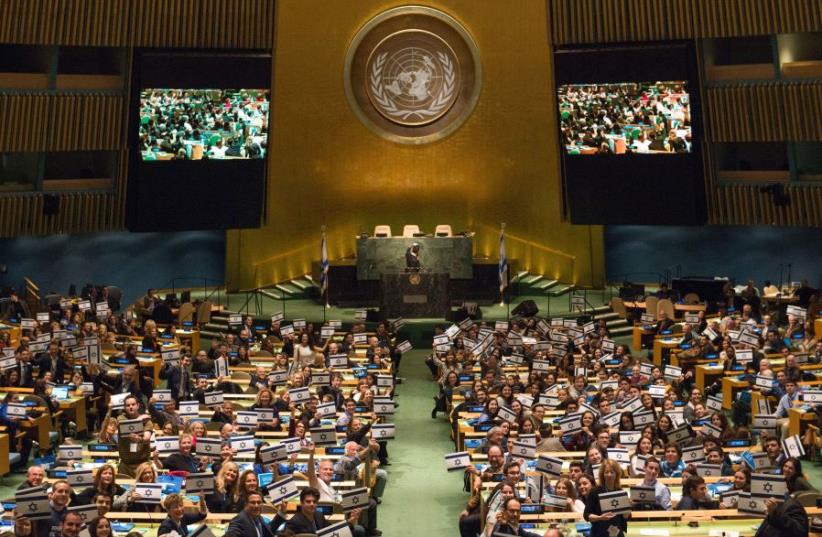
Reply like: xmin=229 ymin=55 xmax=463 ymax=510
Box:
xmin=226 ymin=0 xmax=604 ymax=291
xmin=0 ymin=192 xmax=121 ymax=237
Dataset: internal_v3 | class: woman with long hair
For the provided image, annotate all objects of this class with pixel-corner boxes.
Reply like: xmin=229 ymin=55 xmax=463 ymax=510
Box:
xmin=118 ymin=462 xmax=160 ymax=513
xmin=252 ymin=388 xmax=282 ymax=431
xmin=576 ymin=473 xmax=596 ymax=503
xmin=76 ymin=464 xmax=126 ymax=506
xmin=432 ymin=370 xmax=460 ymax=419
xmin=206 ymin=461 xmax=240 ymax=512
xmin=232 ymin=469 xmax=261 ymax=512
xmin=551 ymin=478 xmax=585 ymax=513
xmin=782 ymin=457 xmax=817 ymax=493
xmin=87 ymin=517 xmax=111 ymax=537
xmin=584 ymin=459 xmax=631 ymax=537
xmin=630 ymin=437 xmax=654 ymax=477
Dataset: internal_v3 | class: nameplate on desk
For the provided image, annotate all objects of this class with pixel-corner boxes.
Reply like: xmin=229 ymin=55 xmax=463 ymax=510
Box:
xmin=641 ymin=313 xmax=655 ymax=324
xmin=87 ymin=443 xmax=115 ymax=452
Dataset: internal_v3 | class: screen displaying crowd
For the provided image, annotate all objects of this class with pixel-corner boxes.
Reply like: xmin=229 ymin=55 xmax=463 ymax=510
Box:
xmin=139 ymin=89 xmax=269 ymax=161
xmin=559 ymin=81 xmax=691 ymax=155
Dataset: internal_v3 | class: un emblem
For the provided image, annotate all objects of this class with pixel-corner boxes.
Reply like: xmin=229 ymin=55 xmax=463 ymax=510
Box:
xmin=345 ymin=6 xmax=481 ymax=144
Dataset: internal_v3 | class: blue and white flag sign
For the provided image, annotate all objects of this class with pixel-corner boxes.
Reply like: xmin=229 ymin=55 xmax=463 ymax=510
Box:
xmin=340 ymin=487 xmax=369 ymax=513
xmin=598 ymin=489 xmax=631 ymax=515
xmin=444 ymin=451 xmax=471 ymax=472
xmin=318 ymin=520 xmax=353 ymax=537
xmin=268 ymin=475 xmax=299 ymax=504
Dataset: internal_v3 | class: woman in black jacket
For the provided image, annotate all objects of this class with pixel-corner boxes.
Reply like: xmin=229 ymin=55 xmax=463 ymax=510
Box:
xmin=205 ymin=461 xmax=240 ymax=513
xmin=75 ymin=464 xmax=126 ymax=506
xmin=157 ymin=493 xmax=207 ymax=537
xmin=584 ymin=459 xmax=631 ymax=537
xmin=152 ymin=432 xmax=205 ymax=474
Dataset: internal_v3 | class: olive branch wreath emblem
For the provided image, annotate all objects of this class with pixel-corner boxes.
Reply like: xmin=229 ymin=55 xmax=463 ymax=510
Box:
xmin=369 ymin=51 xmax=456 ymax=121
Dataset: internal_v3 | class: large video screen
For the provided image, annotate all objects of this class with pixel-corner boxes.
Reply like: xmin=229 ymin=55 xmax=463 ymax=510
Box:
xmin=559 ymin=81 xmax=691 ymax=155
xmin=127 ymin=51 xmax=271 ymax=232
xmin=554 ymin=42 xmax=705 ymax=225
xmin=139 ymin=89 xmax=269 ymax=161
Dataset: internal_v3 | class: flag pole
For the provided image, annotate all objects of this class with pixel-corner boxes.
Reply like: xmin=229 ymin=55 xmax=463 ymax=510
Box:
xmin=499 ymin=222 xmax=508 ymax=312
xmin=321 ymin=225 xmax=329 ymax=323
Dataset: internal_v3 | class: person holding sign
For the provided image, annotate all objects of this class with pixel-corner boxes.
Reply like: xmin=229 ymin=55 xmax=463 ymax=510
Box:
xmin=152 ymin=432 xmax=207 ymax=474
xmin=489 ymin=498 xmax=543 ymax=537
xmin=677 ymin=475 xmax=718 ymax=509
xmin=583 ymin=459 xmax=631 ymax=537
xmin=116 ymin=395 xmax=152 ymax=477
xmin=282 ymin=487 xmax=364 ymax=536
xmin=157 ymin=493 xmax=208 ymax=537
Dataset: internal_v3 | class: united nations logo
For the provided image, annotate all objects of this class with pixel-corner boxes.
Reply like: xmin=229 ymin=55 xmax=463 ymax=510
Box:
xmin=408 ymin=273 xmax=422 ymax=285
xmin=345 ymin=6 xmax=481 ymax=144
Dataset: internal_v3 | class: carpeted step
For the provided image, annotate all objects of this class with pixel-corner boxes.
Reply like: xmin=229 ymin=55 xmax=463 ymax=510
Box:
xmin=609 ymin=326 xmax=634 ymax=336
xmin=549 ymin=284 xmax=575 ymax=297
xmin=259 ymin=289 xmax=284 ymax=301
xmin=521 ymin=274 xmax=544 ymax=285
xmin=534 ymin=279 xmax=559 ymax=291
xmin=511 ymin=271 xmax=530 ymax=283
xmin=594 ymin=311 xmax=619 ymax=321
xmin=275 ymin=283 xmax=301 ymax=295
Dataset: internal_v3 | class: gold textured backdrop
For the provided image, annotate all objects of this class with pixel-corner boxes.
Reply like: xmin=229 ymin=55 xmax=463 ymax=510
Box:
xmin=225 ymin=0 xmax=605 ymax=290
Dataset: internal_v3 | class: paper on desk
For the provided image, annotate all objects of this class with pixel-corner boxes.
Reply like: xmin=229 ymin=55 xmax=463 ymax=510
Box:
xmin=638 ymin=530 xmax=670 ymax=536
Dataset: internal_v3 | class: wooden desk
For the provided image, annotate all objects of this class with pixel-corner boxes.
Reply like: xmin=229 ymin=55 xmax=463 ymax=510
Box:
xmin=20 ymin=413 xmax=51 ymax=454
xmin=653 ymin=338 xmax=680 ymax=366
xmin=788 ymin=406 xmax=815 ymax=437
xmin=695 ymin=364 xmax=726 ymax=391
xmin=0 ymin=433 xmax=9 ymax=476
xmin=59 ymin=396 xmax=87 ymax=435
xmin=721 ymin=377 xmax=750 ymax=410
xmin=632 ymin=325 xmax=655 ymax=352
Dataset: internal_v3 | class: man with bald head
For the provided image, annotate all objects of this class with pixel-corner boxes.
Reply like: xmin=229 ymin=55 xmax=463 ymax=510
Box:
xmin=18 ymin=465 xmax=46 ymax=490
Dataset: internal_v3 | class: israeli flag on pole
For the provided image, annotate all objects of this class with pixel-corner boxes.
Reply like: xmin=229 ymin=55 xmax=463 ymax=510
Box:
xmin=499 ymin=224 xmax=508 ymax=293
xmin=320 ymin=227 xmax=329 ymax=295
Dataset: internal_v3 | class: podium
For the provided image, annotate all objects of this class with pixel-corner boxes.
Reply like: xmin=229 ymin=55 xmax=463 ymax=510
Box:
xmin=380 ymin=271 xmax=450 ymax=319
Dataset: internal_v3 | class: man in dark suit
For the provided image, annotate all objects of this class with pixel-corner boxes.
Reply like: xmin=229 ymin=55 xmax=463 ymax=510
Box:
xmin=282 ymin=487 xmax=363 ymax=536
xmin=15 ymin=348 xmax=36 ymax=388
xmin=225 ymin=491 xmax=276 ymax=537
xmin=101 ymin=366 xmax=153 ymax=405
xmin=35 ymin=342 xmax=69 ymax=382
xmin=159 ymin=354 xmax=193 ymax=402
xmin=405 ymin=243 xmax=421 ymax=269
xmin=655 ymin=311 xmax=675 ymax=334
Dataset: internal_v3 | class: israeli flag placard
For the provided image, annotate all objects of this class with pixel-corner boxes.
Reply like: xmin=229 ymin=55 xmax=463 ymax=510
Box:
xmin=444 ymin=451 xmax=471 ymax=472
xmin=340 ymin=487 xmax=369 ymax=513
xmin=601 ymin=411 xmax=621 ymax=428
xmin=669 ymin=425 xmax=693 ymax=445
xmin=153 ymin=389 xmax=172 ymax=403
xmin=532 ymin=359 xmax=551 ymax=372
xmin=632 ymin=454 xmax=649 ymax=474
xmin=269 ymin=370 xmax=289 ymax=385
xmin=396 ymin=340 xmax=412 ymax=354
xmin=161 ymin=349 xmax=180 ymax=364
xmin=737 ymin=492 xmax=766 ymax=514
xmin=315 ymin=401 xmax=337 ymax=419
xmin=66 ymin=468 xmax=94 ymax=487
xmin=706 ymin=395 xmax=723 ymax=412
xmin=7 ymin=402 xmax=28 ymax=417
xmin=754 ymin=375 xmax=773 ymax=391
xmin=58 ymin=444 xmax=82 ymax=461
xmin=189 ymin=525 xmax=217 ymax=537
xmin=281 ymin=437 xmax=302 ymax=454
xmin=230 ymin=435 xmax=255 ymax=456
xmin=320 ymin=326 xmax=335 ymax=339
xmin=377 ymin=374 xmax=394 ymax=388
xmin=735 ymin=348 xmax=754 ymax=363
xmin=15 ymin=489 xmax=52 ymax=520
xmin=135 ymin=483 xmax=163 ymax=504
xmin=621 ymin=396 xmax=643 ymax=414
xmin=288 ymin=386 xmax=311 ymax=404
xmin=0 ymin=355 xmax=17 ymax=370
xmin=179 ymin=400 xmax=200 ymax=418
xmin=260 ymin=443 xmax=287 ymax=464
xmin=702 ymin=422 xmax=723 ymax=440
xmin=372 ymin=423 xmax=395 ymax=440
xmin=318 ymin=520 xmax=353 ymax=537
xmin=280 ymin=324 xmax=295 ymax=338
xmin=663 ymin=364 xmax=682 ymax=380
xmin=720 ymin=490 xmax=740 ymax=508
xmin=270 ymin=312 xmax=284 ymax=323
xmin=630 ymin=484 xmax=656 ymax=503
xmin=354 ymin=310 xmax=367 ymax=321
xmin=118 ymin=418 xmax=144 ymax=436
xmin=195 ymin=437 xmax=222 ymax=457
xmin=496 ymin=405 xmax=518 ymax=424
xmin=66 ymin=503 xmax=98 ymax=524
xmin=511 ymin=440 xmax=535 ymax=460
xmin=374 ymin=398 xmax=395 ymax=415
xmin=535 ymin=455 xmax=564 ymax=478
xmin=329 ymin=354 xmax=349 ymax=368
xmin=753 ymin=414 xmax=778 ymax=431
xmin=751 ymin=473 xmax=787 ymax=498
xmin=756 ymin=398 xmax=772 ymax=415
xmin=268 ymin=475 xmax=300 ymax=504
xmin=537 ymin=395 xmax=560 ymax=409
xmin=203 ymin=391 xmax=224 ymax=407
xmin=543 ymin=493 xmax=568 ymax=510
xmin=156 ymin=436 xmax=179 ymax=456
xmin=236 ymin=411 xmax=259 ymax=428
xmin=257 ymin=408 xmax=275 ymax=423
xmin=618 ymin=431 xmax=641 ymax=446
xmin=312 ymin=372 xmax=331 ymax=387
xmin=185 ymin=472 xmax=215 ymax=495
xmin=682 ymin=444 xmax=705 ymax=464
xmin=599 ymin=489 xmax=631 ymax=515
xmin=214 ymin=357 xmax=229 ymax=378
xmin=696 ymin=463 xmax=721 ymax=477
xmin=803 ymin=390 xmax=822 ymax=404
xmin=110 ymin=392 xmax=129 ymax=411
xmin=782 ymin=435 xmax=806 ymax=458
xmin=607 ymin=447 xmax=630 ymax=464
xmin=633 ymin=410 xmax=655 ymax=426
xmin=558 ymin=414 xmax=582 ymax=434
xmin=310 ymin=426 xmax=338 ymax=447
xmin=354 ymin=333 xmax=368 ymax=345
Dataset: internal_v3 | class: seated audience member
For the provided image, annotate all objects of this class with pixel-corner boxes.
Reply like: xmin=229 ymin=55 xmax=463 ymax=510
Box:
xmin=282 ymin=488 xmax=363 ymax=536
xmin=157 ymin=493 xmax=207 ymax=536
xmin=584 ymin=460 xmax=631 ymax=537
xmin=782 ymin=457 xmax=817 ymax=493
xmin=633 ymin=457 xmax=672 ymax=511
xmin=489 ymin=498 xmax=543 ymax=537
xmin=678 ymin=475 xmax=719 ymax=509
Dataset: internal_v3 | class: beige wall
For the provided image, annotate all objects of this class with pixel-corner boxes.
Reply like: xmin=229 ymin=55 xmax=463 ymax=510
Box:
xmin=226 ymin=0 xmax=605 ymax=290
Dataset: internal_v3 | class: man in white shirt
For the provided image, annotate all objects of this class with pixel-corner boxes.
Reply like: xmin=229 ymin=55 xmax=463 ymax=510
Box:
xmin=637 ymin=457 xmax=671 ymax=510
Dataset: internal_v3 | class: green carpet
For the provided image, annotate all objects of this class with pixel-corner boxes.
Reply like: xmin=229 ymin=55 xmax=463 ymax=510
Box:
xmin=377 ymin=349 xmax=465 ymax=537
